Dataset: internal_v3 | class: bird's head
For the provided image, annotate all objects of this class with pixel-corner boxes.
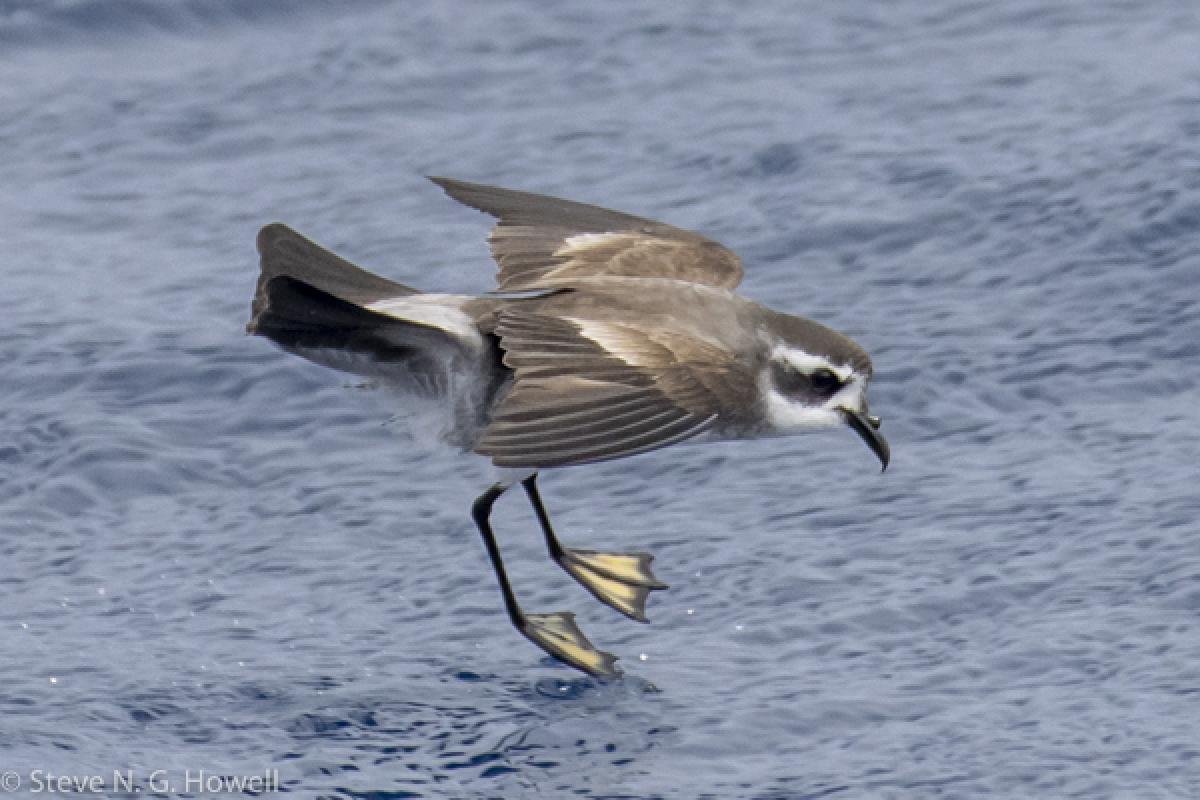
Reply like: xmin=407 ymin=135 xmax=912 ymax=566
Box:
xmin=758 ymin=314 xmax=889 ymax=470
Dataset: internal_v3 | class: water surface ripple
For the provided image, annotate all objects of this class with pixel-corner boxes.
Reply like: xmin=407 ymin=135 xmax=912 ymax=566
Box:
xmin=2 ymin=1 xmax=1199 ymax=797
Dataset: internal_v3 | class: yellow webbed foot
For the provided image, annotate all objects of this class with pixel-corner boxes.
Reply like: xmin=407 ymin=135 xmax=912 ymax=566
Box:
xmin=519 ymin=611 xmax=621 ymax=678
xmin=559 ymin=549 xmax=669 ymax=622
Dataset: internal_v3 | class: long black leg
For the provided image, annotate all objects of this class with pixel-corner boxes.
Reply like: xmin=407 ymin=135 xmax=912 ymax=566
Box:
xmin=470 ymin=480 xmax=621 ymax=678
xmin=471 ymin=483 xmax=521 ymax=627
xmin=520 ymin=474 xmax=667 ymax=623
xmin=522 ymin=474 xmax=564 ymax=561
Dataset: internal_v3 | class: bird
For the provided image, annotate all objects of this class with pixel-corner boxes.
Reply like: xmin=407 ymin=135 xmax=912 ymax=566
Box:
xmin=247 ymin=176 xmax=889 ymax=678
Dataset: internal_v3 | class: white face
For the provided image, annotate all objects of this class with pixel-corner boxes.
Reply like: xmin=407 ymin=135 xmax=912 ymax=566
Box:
xmin=759 ymin=344 xmax=872 ymax=434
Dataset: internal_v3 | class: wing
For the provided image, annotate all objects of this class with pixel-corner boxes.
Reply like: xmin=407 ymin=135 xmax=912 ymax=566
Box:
xmin=430 ymin=176 xmax=745 ymax=290
xmin=476 ymin=311 xmax=754 ymax=468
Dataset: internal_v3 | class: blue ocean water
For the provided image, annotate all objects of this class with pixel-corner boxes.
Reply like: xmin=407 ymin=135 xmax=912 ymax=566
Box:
xmin=2 ymin=1 xmax=1199 ymax=797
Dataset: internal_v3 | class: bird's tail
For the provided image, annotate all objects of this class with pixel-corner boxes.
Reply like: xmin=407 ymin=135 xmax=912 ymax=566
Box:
xmin=248 ymin=222 xmax=418 ymax=332
xmin=246 ymin=224 xmax=473 ymax=382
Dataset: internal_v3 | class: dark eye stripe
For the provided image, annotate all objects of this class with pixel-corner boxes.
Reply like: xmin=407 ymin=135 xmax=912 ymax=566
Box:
xmin=770 ymin=362 xmax=844 ymax=397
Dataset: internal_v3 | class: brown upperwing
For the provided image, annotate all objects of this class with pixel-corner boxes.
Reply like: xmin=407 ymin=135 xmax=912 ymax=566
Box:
xmin=473 ymin=291 xmax=759 ymax=468
xmin=430 ymin=176 xmax=745 ymax=291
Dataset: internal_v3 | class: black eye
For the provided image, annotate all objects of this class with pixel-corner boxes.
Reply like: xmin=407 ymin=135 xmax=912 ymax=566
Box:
xmin=810 ymin=368 xmax=841 ymax=393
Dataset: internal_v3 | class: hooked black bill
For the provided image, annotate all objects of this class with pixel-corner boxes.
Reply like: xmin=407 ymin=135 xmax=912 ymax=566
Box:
xmin=841 ymin=408 xmax=890 ymax=471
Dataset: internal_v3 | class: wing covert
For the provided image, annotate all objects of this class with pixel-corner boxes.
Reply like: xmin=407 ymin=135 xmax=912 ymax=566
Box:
xmin=476 ymin=311 xmax=754 ymax=468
